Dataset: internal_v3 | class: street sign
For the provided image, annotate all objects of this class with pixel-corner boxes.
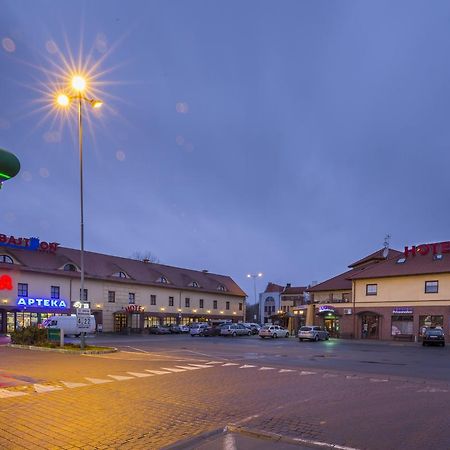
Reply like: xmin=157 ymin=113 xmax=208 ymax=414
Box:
xmin=48 ymin=328 xmax=61 ymax=342
xmin=76 ymin=308 xmax=91 ymax=329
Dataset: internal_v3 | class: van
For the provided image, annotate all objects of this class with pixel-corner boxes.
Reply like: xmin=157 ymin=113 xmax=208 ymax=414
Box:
xmin=42 ymin=315 xmax=96 ymax=336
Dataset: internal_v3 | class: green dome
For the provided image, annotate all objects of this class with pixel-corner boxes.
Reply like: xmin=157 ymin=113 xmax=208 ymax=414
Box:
xmin=0 ymin=148 xmax=20 ymax=181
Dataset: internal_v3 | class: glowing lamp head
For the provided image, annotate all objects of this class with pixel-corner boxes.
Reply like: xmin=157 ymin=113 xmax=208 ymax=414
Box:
xmin=91 ymin=99 xmax=103 ymax=109
xmin=71 ymin=75 xmax=86 ymax=92
xmin=56 ymin=94 xmax=70 ymax=107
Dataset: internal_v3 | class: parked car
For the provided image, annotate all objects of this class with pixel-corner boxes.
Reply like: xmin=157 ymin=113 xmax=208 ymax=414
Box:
xmin=43 ymin=315 xmax=96 ymax=337
xmin=190 ymin=323 xmax=209 ymax=336
xmin=258 ymin=325 xmax=289 ymax=338
xmin=178 ymin=324 xmax=190 ymax=333
xmin=422 ymin=328 xmax=445 ymax=346
xmin=220 ymin=323 xmax=252 ymax=337
xmin=167 ymin=324 xmax=182 ymax=334
xmin=298 ymin=326 xmax=329 ymax=342
xmin=242 ymin=323 xmax=261 ymax=335
xmin=148 ymin=325 xmax=171 ymax=334
xmin=201 ymin=325 xmax=222 ymax=337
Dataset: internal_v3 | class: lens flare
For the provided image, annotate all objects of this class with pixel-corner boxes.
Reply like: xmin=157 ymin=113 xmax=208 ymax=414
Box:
xmin=71 ymin=75 xmax=86 ymax=91
xmin=56 ymin=94 xmax=70 ymax=107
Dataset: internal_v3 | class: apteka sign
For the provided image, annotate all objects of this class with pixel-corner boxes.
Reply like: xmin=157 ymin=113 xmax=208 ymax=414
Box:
xmin=16 ymin=297 xmax=68 ymax=309
xmin=0 ymin=233 xmax=59 ymax=252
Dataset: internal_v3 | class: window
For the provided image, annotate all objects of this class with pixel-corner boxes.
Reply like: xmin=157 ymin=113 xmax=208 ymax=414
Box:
xmin=391 ymin=315 xmax=413 ymax=336
xmin=217 ymin=284 xmax=226 ymax=291
xmin=80 ymin=289 xmax=88 ymax=301
xmin=108 ymin=291 xmax=116 ymax=303
xmin=50 ymin=286 xmax=60 ymax=299
xmin=425 ymin=281 xmax=438 ymax=294
xmin=342 ymin=293 xmax=351 ymax=303
xmin=112 ymin=271 xmax=127 ymax=278
xmin=264 ymin=306 xmax=268 ymax=312
xmin=129 ymin=292 xmax=135 ymax=304
xmin=0 ymin=255 xmax=13 ymax=264
xmin=199 ymin=299 xmax=204 ymax=309
xmin=63 ymin=263 xmax=77 ymax=272
xmin=150 ymin=295 xmax=156 ymax=305
xmin=433 ymin=254 xmax=443 ymax=261
xmin=239 ymin=302 xmax=243 ymax=311
xmin=213 ymin=300 xmax=218 ymax=309
xmin=185 ymin=297 xmax=190 ymax=307
xmin=366 ymin=284 xmax=377 ymax=296
xmin=189 ymin=281 xmax=199 ymax=288
xmin=157 ymin=276 xmax=168 ymax=284
xmin=18 ymin=283 xmax=28 ymax=297
xmin=168 ymin=296 xmax=174 ymax=307
xmin=226 ymin=301 xmax=230 ymax=310
xmin=396 ymin=257 xmax=406 ymax=264
xmin=328 ymin=293 xmax=334 ymax=301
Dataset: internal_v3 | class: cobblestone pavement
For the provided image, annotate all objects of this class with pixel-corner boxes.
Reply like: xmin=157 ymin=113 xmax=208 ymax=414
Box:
xmin=0 ymin=338 xmax=449 ymax=449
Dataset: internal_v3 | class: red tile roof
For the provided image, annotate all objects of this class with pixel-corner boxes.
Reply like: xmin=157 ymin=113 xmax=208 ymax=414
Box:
xmin=282 ymin=286 xmax=307 ymax=295
xmin=264 ymin=282 xmax=284 ymax=293
xmin=348 ymin=248 xmax=403 ymax=268
xmin=307 ymin=269 xmax=354 ymax=292
xmin=0 ymin=246 xmax=246 ymax=297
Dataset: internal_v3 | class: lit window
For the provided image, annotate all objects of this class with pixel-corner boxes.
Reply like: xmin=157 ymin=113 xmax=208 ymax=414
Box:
xmin=0 ymin=255 xmax=13 ymax=264
xmin=366 ymin=284 xmax=377 ymax=296
xmin=425 ymin=281 xmax=438 ymax=294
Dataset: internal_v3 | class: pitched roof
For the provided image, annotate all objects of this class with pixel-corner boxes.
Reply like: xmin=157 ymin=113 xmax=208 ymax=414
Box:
xmin=282 ymin=286 xmax=307 ymax=295
xmin=264 ymin=282 xmax=284 ymax=293
xmin=307 ymin=269 xmax=354 ymax=292
xmin=0 ymin=246 xmax=246 ymax=297
xmin=348 ymin=248 xmax=403 ymax=268
xmin=348 ymin=250 xmax=450 ymax=280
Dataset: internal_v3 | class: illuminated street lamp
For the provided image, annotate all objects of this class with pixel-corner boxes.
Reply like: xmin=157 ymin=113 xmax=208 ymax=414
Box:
xmin=55 ymin=74 xmax=102 ymax=349
xmin=247 ymin=272 xmax=263 ymax=321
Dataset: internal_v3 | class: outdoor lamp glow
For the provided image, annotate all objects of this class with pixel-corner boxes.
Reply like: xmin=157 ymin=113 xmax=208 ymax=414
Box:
xmin=72 ymin=75 xmax=86 ymax=92
xmin=57 ymin=94 xmax=70 ymax=107
xmin=91 ymin=99 xmax=103 ymax=109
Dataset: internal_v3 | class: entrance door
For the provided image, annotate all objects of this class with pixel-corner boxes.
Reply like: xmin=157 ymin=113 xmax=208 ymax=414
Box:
xmin=114 ymin=313 xmax=127 ymax=332
xmin=361 ymin=314 xmax=379 ymax=339
xmin=6 ymin=312 xmax=15 ymax=333
xmin=324 ymin=317 xmax=340 ymax=338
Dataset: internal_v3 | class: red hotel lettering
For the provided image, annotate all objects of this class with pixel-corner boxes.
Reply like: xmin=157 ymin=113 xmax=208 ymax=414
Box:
xmin=417 ymin=244 xmax=429 ymax=255
xmin=0 ymin=275 xmax=13 ymax=290
xmin=39 ymin=242 xmax=49 ymax=251
xmin=431 ymin=243 xmax=439 ymax=255
xmin=404 ymin=246 xmax=416 ymax=257
xmin=0 ymin=234 xmax=6 ymax=243
xmin=48 ymin=242 xmax=58 ymax=252
xmin=441 ymin=242 xmax=450 ymax=254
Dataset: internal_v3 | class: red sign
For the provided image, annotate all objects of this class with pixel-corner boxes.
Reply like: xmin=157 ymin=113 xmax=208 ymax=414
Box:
xmin=0 ymin=234 xmax=59 ymax=252
xmin=404 ymin=242 xmax=450 ymax=257
xmin=0 ymin=274 xmax=13 ymax=290
xmin=124 ymin=305 xmax=145 ymax=313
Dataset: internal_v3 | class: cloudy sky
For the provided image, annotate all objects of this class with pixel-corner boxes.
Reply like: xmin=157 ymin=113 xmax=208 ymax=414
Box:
xmin=1 ymin=0 xmax=450 ymax=301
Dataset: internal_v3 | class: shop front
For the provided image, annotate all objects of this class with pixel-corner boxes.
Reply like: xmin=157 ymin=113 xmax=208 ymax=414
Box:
xmin=316 ymin=305 xmax=341 ymax=338
xmin=358 ymin=311 xmax=381 ymax=339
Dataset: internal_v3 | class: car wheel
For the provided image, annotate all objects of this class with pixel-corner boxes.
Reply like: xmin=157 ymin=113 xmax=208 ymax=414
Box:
xmin=299 ymin=338 xmax=303 ymax=342
xmin=314 ymin=335 xmax=319 ymax=342
xmin=232 ymin=332 xmax=237 ymax=337
xmin=260 ymin=336 xmax=265 ymax=339
xmin=273 ymin=333 xmax=278 ymax=339
xmin=247 ymin=331 xmax=252 ymax=336
xmin=285 ymin=333 xmax=289 ymax=338
xmin=325 ymin=335 xmax=329 ymax=340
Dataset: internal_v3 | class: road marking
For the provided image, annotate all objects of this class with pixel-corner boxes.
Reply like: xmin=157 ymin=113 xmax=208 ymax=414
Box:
xmin=222 ymin=363 xmax=239 ymax=366
xmin=161 ymin=367 xmax=186 ymax=373
xmin=300 ymin=371 xmax=316 ymax=376
xmin=259 ymin=367 xmax=275 ymax=370
xmin=187 ymin=364 xmax=214 ymax=369
xmin=108 ymin=375 xmax=135 ymax=381
xmin=279 ymin=369 xmax=296 ymax=373
xmin=322 ymin=373 xmax=339 ymax=378
xmin=346 ymin=375 xmax=364 ymax=380
xmin=85 ymin=377 xmax=114 ymax=384
xmin=145 ymin=370 xmax=172 ymax=375
xmin=370 ymin=378 xmax=389 ymax=383
xmin=60 ymin=381 xmax=88 ymax=388
xmin=205 ymin=361 xmax=224 ymax=365
xmin=0 ymin=389 xmax=28 ymax=398
xmin=175 ymin=366 xmax=202 ymax=370
xmin=239 ymin=365 xmax=257 ymax=369
xmin=33 ymin=384 xmax=63 ymax=393
xmin=417 ymin=386 xmax=448 ymax=393
xmin=126 ymin=372 xmax=153 ymax=378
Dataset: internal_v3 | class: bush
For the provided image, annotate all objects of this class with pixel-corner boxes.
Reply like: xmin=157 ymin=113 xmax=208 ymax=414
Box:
xmin=10 ymin=326 xmax=49 ymax=346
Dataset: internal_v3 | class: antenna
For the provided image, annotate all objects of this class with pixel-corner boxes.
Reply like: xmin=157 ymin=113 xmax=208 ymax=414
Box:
xmin=382 ymin=234 xmax=391 ymax=258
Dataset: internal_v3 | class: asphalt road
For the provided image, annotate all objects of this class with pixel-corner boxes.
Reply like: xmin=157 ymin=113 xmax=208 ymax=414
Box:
xmin=0 ymin=335 xmax=449 ymax=450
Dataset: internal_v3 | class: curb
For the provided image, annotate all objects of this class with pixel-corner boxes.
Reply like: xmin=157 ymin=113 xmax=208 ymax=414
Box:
xmin=162 ymin=427 xmax=225 ymax=450
xmin=7 ymin=344 xmax=118 ymax=355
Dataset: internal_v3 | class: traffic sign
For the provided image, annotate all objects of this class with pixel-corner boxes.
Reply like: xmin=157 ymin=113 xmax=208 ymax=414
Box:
xmin=76 ymin=308 xmax=91 ymax=329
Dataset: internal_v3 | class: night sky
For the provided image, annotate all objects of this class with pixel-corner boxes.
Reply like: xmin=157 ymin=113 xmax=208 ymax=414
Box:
xmin=2 ymin=0 xmax=450 ymax=302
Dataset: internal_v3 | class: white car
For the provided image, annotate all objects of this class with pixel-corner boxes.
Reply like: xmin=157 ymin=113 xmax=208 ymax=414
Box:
xmin=259 ymin=325 xmax=289 ymax=339
xmin=190 ymin=323 xmax=208 ymax=336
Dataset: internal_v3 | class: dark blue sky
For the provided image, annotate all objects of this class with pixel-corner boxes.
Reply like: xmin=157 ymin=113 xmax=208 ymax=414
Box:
xmin=2 ymin=0 xmax=450 ymax=301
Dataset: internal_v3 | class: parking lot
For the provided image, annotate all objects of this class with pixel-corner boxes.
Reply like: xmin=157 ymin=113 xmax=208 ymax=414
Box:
xmin=1 ymin=334 xmax=449 ymax=449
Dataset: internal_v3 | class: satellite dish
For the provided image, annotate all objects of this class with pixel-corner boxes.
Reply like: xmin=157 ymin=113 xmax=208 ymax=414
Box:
xmin=382 ymin=247 xmax=389 ymax=258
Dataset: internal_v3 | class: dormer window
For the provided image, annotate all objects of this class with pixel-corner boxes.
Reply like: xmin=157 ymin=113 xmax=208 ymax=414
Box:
xmin=112 ymin=271 xmax=128 ymax=279
xmin=157 ymin=276 xmax=168 ymax=284
xmin=217 ymin=284 xmax=226 ymax=291
xmin=0 ymin=255 xmax=13 ymax=264
xmin=433 ymin=254 xmax=443 ymax=261
xmin=63 ymin=263 xmax=77 ymax=272
xmin=189 ymin=281 xmax=200 ymax=288
xmin=396 ymin=257 xmax=406 ymax=264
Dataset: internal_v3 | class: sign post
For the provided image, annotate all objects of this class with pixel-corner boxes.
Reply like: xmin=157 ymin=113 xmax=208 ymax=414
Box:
xmin=76 ymin=307 xmax=91 ymax=349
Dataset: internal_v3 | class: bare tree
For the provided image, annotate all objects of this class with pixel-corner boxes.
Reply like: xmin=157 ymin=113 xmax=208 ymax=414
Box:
xmin=131 ymin=251 xmax=160 ymax=264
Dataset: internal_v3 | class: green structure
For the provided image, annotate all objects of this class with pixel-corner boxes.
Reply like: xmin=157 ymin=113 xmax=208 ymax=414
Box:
xmin=0 ymin=148 xmax=20 ymax=188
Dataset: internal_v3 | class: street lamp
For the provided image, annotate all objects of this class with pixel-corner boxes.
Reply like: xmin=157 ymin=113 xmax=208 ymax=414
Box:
xmin=247 ymin=272 xmax=263 ymax=321
xmin=55 ymin=74 xmax=102 ymax=349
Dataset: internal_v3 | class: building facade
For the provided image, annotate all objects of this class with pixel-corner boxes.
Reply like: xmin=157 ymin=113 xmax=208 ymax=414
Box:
xmin=0 ymin=238 xmax=246 ymax=333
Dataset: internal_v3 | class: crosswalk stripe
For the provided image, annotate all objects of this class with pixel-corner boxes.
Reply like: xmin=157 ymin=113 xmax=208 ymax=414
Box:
xmin=145 ymin=370 xmax=172 ymax=375
xmin=161 ymin=367 xmax=186 ymax=372
xmin=300 ymin=371 xmax=316 ymax=376
xmin=370 ymin=378 xmax=388 ymax=383
xmin=126 ymin=372 xmax=153 ymax=378
xmin=279 ymin=369 xmax=295 ymax=373
xmin=239 ymin=365 xmax=257 ymax=369
xmin=346 ymin=375 xmax=364 ymax=380
xmin=85 ymin=377 xmax=114 ymax=384
xmin=187 ymin=364 xmax=213 ymax=369
xmin=175 ymin=366 xmax=202 ymax=370
xmin=33 ymin=384 xmax=63 ymax=393
xmin=222 ymin=363 xmax=239 ymax=366
xmin=108 ymin=375 xmax=135 ymax=381
xmin=60 ymin=381 xmax=88 ymax=388
xmin=322 ymin=374 xmax=339 ymax=378
xmin=0 ymin=389 xmax=28 ymax=398
xmin=205 ymin=361 xmax=223 ymax=365
xmin=259 ymin=367 xmax=275 ymax=370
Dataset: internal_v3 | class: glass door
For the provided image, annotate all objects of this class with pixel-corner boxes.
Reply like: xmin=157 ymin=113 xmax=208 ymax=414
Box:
xmin=7 ymin=312 xmax=15 ymax=333
xmin=361 ymin=314 xmax=379 ymax=339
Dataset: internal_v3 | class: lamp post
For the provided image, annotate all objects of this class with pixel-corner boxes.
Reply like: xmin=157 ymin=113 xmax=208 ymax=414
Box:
xmin=246 ymin=272 xmax=262 ymax=322
xmin=56 ymin=75 xmax=102 ymax=349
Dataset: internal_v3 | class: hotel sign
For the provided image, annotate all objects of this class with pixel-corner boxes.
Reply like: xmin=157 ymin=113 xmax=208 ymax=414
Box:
xmin=392 ymin=307 xmax=413 ymax=314
xmin=0 ymin=234 xmax=59 ymax=252
xmin=318 ymin=305 xmax=335 ymax=313
xmin=16 ymin=297 xmax=69 ymax=309
xmin=404 ymin=241 xmax=450 ymax=258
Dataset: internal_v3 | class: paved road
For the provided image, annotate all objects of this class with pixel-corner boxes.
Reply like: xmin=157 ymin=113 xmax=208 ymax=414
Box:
xmin=0 ymin=335 xmax=449 ymax=449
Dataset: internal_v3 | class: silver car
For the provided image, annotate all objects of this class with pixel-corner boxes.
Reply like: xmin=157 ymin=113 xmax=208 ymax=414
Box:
xmin=190 ymin=323 xmax=209 ymax=336
xmin=220 ymin=323 xmax=252 ymax=337
xmin=259 ymin=325 xmax=290 ymax=338
xmin=298 ymin=326 xmax=329 ymax=342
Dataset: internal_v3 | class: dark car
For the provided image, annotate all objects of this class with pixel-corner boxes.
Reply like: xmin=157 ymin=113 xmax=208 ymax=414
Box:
xmin=422 ymin=328 xmax=445 ymax=346
xmin=167 ymin=324 xmax=182 ymax=334
xmin=148 ymin=325 xmax=171 ymax=335
xmin=201 ymin=325 xmax=222 ymax=337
